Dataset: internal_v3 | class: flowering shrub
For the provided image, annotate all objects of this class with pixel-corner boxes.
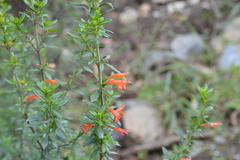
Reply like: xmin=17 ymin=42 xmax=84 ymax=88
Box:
xmin=162 ymin=85 xmax=222 ymax=160
xmin=0 ymin=0 xmax=221 ymax=160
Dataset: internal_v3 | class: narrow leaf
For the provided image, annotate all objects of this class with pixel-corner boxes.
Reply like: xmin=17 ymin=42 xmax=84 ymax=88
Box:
xmin=42 ymin=135 xmax=48 ymax=149
xmin=55 ymin=128 xmax=66 ymax=140
xmin=26 ymin=112 xmax=45 ymax=122
xmin=90 ymin=149 xmax=98 ymax=159
xmin=104 ymin=63 xmax=120 ymax=73
xmin=57 ymin=99 xmax=69 ymax=107
xmin=90 ymin=90 xmax=100 ymax=102
xmin=68 ymin=2 xmax=89 ymax=8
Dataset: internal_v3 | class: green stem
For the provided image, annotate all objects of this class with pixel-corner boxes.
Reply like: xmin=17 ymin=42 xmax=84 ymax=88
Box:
xmin=32 ymin=12 xmax=45 ymax=80
xmin=12 ymin=67 xmax=44 ymax=152
xmin=96 ymin=44 xmax=104 ymax=106
xmin=172 ymin=94 xmax=209 ymax=160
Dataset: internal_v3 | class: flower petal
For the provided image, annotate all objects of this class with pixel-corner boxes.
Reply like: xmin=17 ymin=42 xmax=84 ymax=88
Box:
xmin=24 ymin=94 xmax=40 ymax=102
xmin=106 ymin=126 xmax=128 ymax=136
xmin=44 ymin=79 xmax=58 ymax=85
xmin=107 ymin=72 xmax=129 ymax=79
xmin=81 ymin=123 xmax=95 ymax=133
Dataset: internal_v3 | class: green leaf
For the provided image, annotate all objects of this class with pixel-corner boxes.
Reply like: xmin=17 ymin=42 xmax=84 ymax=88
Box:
xmin=55 ymin=120 xmax=66 ymax=132
xmin=89 ymin=149 xmax=98 ymax=159
xmin=162 ymin=147 xmax=169 ymax=156
xmin=98 ymin=19 xmax=112 ymax=25
xmin=82 ymin=66 xmax=93 ymax=73
xmin=42 ymin=135 xmax=48 ymax=149
xmin=68 ymin=2 xmax=89 ymax=8
xmin=173 ymin=129 xmax=184 ymax=139
xmin=51 ymin=109 xmax=62 ymax=118
xmin=100 ymin=63 xmax=104 ymax=72
xmin=88 ymin=57 xmax=95 ymax=65
xmin=71 ymin=89 xmax=84 ymax=95
xmin=90 ymin=90 xmax=100 ymax=102
xmin=104 ymin=63 xmax=120 ymax=73
xmin=83 ymin=136 xmax=97 ymax=147
xmin=26 ymin=112 xmax=45 ymax=122
xmin=4 ymin=78 xmax=13 ymax=85
xmin=204 ymin=106 xmax=213 ymax=111
xmin=47 ymin=29 xmax=57 ymax=32
xmin=84 ymin=113 xmax=97 ymax=120
xmin=49 ymin=19 xmax=58 ymax=26
xmin=23 ymin=0 xmax=31 ymax=7
xmin=51 ymin=91 xmax=66 ymax=98
xmin=83 ymin=100 xmax=97 ymax=107
xmin=19 ymin=12 xmax=26 ymax=23
xmin=32 ymin=88 xmax=45 ymax=100
xmin=42 ymin=0 xmax=48 ymax=7
xmin=96 ymin=126 xmax=104 ymax=139
xmin=15 ymin=51 xmax=32 ymax=57
xmin=57 ymin=99 xmax=69 ymax=107
xmin=67 ymin=31 xmax=81 ymax=39
xmin=45 ymin=34 xmax=57 ymax=38
xmin=26 ymin=121 xmax=45 ymax=127
xmin=107 ymin=140 xmax=120 ymax=146
xmin=55 ymin=128 xmax=66 ymax=140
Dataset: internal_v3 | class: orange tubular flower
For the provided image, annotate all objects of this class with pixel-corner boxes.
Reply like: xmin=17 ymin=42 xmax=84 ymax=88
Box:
xmin=24 ymin=94 xmax=40 ymax=102
xmin=2 ymin=41 xmax=14 ymax=50
xmin=36 ymin=63 xmax=56 ymax=68
xmin=200 ymin=121 xmax=222 ymax=129
xmin=106 ymin=126 xmax=128 ymax=136
xmin=47 ymin=63 xmax=56 ymax=69
xmin=44 ymin=79 xmax=58 ymax=85
xmin=179 ymin=158 xmax=191 ymax=160
xmin=105 ymin=80 xmax=131 ymax=90
xmin=107 ymin=72 xmax=129 ymax=79
xmin=81 ymin=123 xmax=95 ymax=133
xmin=116 ymin=105 xmax=125 ymax=115
xmin=107 ymin=105 xmax=125 ymax=122
xmin=107 ymin=108 xmax=121 ymax=122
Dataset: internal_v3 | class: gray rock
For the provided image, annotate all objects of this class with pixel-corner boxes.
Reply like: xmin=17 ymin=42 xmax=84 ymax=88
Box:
xmin=119 ymin=7 xmax=138 ymax=25
xmin=218 ymin=44 xmax=240 ymax=69
xmin=166 ymin=2 xmax=187 ymax=14
xmin=188 ymin=0 xmax=200 ymax=5
xmin=143 ymin=50 xmax=169 ymax=70
xmin=213 ymin=135 xmax=226 ymax=144
xmin=152 ymin=0 xmax=170 ymax=4
xmin=170 ymin=34 xmax=204 ymax=60
xmin=121 ymin=99 xmax=162 ymax=144
xmin=223 ymin=16 xmax=240 ymax=44
xmin=138 ymin=3 xmax=151 ymax=18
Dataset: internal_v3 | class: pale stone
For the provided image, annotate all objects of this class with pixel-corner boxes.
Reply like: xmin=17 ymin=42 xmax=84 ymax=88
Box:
xmin=122 ymin=99 xmax=162 ymax=144
xmin=218 ymin=45 xmax=240 ymax=69
xmin=188 ymin=0 xmax=200 ymax=5
xmin=138 ymin=3 xmax=151 ymax=18
xmin=119 ymin=7 xmax=138 ymax=25
xmin=171 ymin=34 xmax=204 ymax=60
xmin=152 ymin=0 xmax=169 ymax=3
xmin=166 ymin=2 xmax=187 ymax=14
xmin=211 ymin=37 xmax=224 ymax=53
xmin=223 ymin=16 xmax=240 ymax=44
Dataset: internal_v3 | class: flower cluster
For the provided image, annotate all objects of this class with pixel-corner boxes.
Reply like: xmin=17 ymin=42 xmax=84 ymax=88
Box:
xmin=200 ymin=121 xmax=222 ymax=129
xmin=81 ymin=72 xmax=130 ymax=136
xmin=24 ymin=79 xmax=59 ymax=102
xmin=24 ymin=94 xmax=40 ymax=102
xmin=105 ymin=72 xmax=131 ymax=90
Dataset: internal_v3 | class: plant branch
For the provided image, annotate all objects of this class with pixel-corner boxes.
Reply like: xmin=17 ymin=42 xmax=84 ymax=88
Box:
xmin=32 ymin=12 xmax=44 ymax=80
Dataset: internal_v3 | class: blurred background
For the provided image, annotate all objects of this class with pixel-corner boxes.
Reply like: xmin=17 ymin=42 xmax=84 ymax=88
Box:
xmin=1 ymin=0 xmax=240 ymax=159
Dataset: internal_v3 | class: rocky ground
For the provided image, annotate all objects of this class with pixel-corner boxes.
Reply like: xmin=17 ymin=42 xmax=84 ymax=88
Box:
xmin=8 ymin=0 xmax=240 ymax=159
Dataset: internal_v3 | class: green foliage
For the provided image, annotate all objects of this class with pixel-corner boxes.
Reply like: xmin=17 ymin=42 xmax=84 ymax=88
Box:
xmin=162 ymin=85 xmax=220 ymax=160
xmin=0 ymin=0 xmax=129 ymax=159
